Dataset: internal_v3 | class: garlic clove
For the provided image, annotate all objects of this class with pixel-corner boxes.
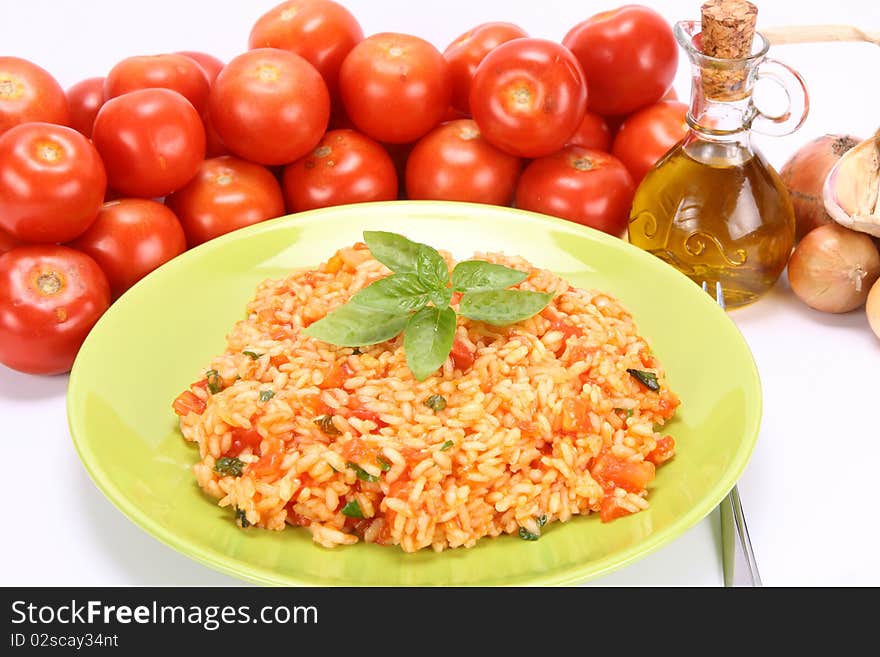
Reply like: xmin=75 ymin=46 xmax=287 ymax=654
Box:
xmin=823 ymin=129 xmax=880 ymax=237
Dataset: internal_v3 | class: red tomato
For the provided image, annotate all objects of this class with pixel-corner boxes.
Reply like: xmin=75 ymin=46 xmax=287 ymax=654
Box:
xmin=166 ymin=156 xmax=285 ymax=247
xmin=282 ymin=129 xmax=397 ymax=212
xmin=469 ymin=39 xmax=587 ymax=158
xmin=0 ymin=227 xmax=21 ymax=254
xmin=515 ymin=146 xmax=635 ymax=236
xmin=69 ymin=199 xmax=186 ymax=298
xmin=65 ymin=77 xmax=104 ymax=139
xmin=661 ymin=87 xmax=678 ymax=101
xmin=104 ymin=53 xmax=211 ymax=115
xmin=566 ymin=111 xmax=612 ymax=151
xmin=202 ymin=112 xmax=231 ymax=158
xmin=339 ymin=33 xmax=451 ymax=144
xmin=92 ymin=88 xmax=205 ymax=198
xmin=0 ymin=57 xmax=69 ymax=136
xmin=0 ymin=123 xmax=106 ymax=243
xmin=248 ymin=0 xmax=363 ymax=100
xmin=612 ymin=100 xmax=688 ymax=184
xmin=450 ymin=338 xmax=475 ymax=371
xmin=406 ymin=119 xmax=521 ymax=205
xmin=208 ymin=49 xmax=329 ymax=166
xmin=175 ymin=51 xmax=224 ymax=84
xmin=443 ymin=22 xmax=528 ymax=115
xmin=591 ymin=452 xmax=655 ymax=493
xmin=563 ymin=6 xmax=677 ymax=117
xmin=0 ymin=245 xmax=110 ymax=374
xmin=600 ymin=496 xmax=634 ymax=522
xmin=646 ymin=435 xmax=675 ymax=465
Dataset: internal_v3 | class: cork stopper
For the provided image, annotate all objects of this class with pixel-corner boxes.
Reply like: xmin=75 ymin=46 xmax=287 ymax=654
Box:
xmin=700 ymin=0 xmax=758 ymax=100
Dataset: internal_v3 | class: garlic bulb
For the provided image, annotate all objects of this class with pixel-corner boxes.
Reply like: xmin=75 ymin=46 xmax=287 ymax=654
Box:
xmin=823 ymin=129 xmax=880 ymax=237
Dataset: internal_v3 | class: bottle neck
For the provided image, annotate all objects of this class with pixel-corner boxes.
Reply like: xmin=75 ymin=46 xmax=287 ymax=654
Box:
xmin=686 ymin=83 xmax=756 ymax=146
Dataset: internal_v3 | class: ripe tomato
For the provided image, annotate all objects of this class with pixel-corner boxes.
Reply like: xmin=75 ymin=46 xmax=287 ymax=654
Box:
xmin=612 ymin=100 xmax=688 ymax=184
xmin=563 ymin=6 xmax=677 ymax=117
xmin=208 ymin=49 xmax=329 ymax=166
xmin=566 ymin=111 xmax=612 ymax=151
xmin=0 ymin=57 xmax=69 ymax=136
xmin=248 ymin=0 xmax=363 ymax=100
xmin=406 ymin=119 xmax=521 ymax=205
xmin=339 ymin=33 xmax=451 ymax=144
xmin=0 ymin=227 xmax=21 ymax=254
xmin=92 ymin=88 xmax=205 ymax=198
xmin=166 ymin=156 xmax=285 ymax=246
xmin=282 ymin=129 xmax=397 ymax=212
xmin=65 ymin=77 xmax=104 ymax=139
xmin=175 ymin=51 xmax=224 ymax=84
xmin=0 ymin=245 xmax=110 ymax=375
xmin=202 ymin=113 xmax=231 ymax=159
xmin=515 ymin=146 xmax=635 ymax=236
xmin=69 ymin=199 xmax=186 ymax=298
xmin=469 ymin=39 xmax=587 ymax=158
xmin=0 ymin=123 xmax=106 ymax=243
xmin=104 ymin=53 xmax=211 ymax=115
xmin=443 ymin=22 xmax=528 ymax=115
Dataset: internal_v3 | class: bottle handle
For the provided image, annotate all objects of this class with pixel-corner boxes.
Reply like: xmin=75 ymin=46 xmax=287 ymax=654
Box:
xmin=749 ymin=57 xmax=810 ymax=137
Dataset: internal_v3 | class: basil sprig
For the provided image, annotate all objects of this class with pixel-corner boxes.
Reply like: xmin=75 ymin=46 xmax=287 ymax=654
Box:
xmin=303 ymin=231 xmax=553 ymax=381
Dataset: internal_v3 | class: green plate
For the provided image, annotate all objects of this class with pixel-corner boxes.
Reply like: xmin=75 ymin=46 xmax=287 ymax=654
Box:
xmin=67 ymin=201 xmax=761 ymax=586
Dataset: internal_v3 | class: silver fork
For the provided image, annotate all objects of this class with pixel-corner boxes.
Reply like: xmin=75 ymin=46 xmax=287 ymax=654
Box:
xmin=703 ymin=281 xmax=763 ymax=587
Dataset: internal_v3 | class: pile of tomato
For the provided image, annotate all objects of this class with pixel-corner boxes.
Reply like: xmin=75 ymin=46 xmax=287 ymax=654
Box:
xmin=0 ymin=0 xmax=690 ymax=376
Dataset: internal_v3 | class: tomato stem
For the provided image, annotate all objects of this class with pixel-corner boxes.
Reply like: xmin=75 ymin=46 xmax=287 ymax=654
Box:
xmin=36 ymin=271 xmax=63 ymax=295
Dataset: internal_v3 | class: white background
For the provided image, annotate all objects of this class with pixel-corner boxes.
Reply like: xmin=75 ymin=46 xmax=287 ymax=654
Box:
xmin=1 ymin=0 xmax=879 ymax=586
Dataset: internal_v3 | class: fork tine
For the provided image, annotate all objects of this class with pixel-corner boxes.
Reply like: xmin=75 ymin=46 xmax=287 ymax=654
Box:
xmin=702 ymin=281 xmax=709 ymax=294
xmin=715 ymin=282 xmax=726 ymax=311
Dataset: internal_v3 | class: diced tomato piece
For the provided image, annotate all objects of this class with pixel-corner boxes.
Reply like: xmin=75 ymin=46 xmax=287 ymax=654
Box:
xmin=347 ymin=397 xmax=389 ymax=428
xmin=249 ymin=437 xmax=284 ymax=478
xmin=172 ymin=390 xmax=206 ymax=416
xmin=559 ymin=397 xmax=591 ymax=434
xmin=300 ymin=393 xmax=332 ymax=417
xmin=325 ymin=254 xmax=343 ymax=274
xmin=647 ymin=435 xmax=675 ymax=465
xmin=450 ymin=291 xmax=463 ymax=305
xmin=600 ymin=495 xmax=634 ymax=522
xmin=321 ymin=360 xmax=355 ymax=389
xmin=551 ymin=318 xmax=583 ymax=343
xmin=340 ymin=437 xmax=379 ymax=464
xmin=450 ymin=338 xmax=475 ymax=371
xmin=656 ymin=396 xmax=680 ymax=420
xmin=640 ymin=349 xmax=658 ymax=368
xmin=590 ymin=452 xmax=655 ymax=493
xmin=227 ymin=426 xmax=263 ymax=457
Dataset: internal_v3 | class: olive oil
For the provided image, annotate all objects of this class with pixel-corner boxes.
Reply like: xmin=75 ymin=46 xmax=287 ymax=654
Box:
xmin=628 ymin=139 xmax=795 ymax=308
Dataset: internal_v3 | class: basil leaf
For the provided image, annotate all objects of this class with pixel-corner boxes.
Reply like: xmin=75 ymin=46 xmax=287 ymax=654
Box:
xmin=423 ymin=394 xmax=447 ymax=412
xmin=404 ymin=306 xmax=457 ymax=381
xmin=451 ymin=260 xmax=528 ymax=293
xmin=440 ymin=440 xmax=454 ymax=451
xmin=234 ymin=507 xmax=251 ymax=528
xmin=350 ymin=273 xmax=433 ymax=313
xmin=416 ymin=244 xmax=450 ymax=289
xmin=627 ymin=369 xmax=660 ymax=391
xmin=259 ymin=390 xmax=275 ymax=402
xmin=341 ymin=499 xmax=364 ymax=519
xmin=303 ymin=303 xmax=408 ymax=346
xmin=429 ymin=286 xmax=453 ymax=309
xmin=214 ymin=457 xmax=244 ymax=477
xmin=363 ymin=231 xmax=423 ymax=274
xmin=377 ymin=457 xmax=391 ymax=472
xmin=347 ymin=461 xmax=379 ymax=482
xmin=205 ymin=369 xmax=222 ymax=394
xmin=458 ymin=290 xmax=553 ymax=326
xmin=242 ymin=350 xmax=262 ymax=360
xmin=518 ymin=527 xmax=540 ymax=541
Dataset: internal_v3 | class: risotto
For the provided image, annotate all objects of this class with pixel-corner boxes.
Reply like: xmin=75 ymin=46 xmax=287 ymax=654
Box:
xmin=172 ymin=242 xmax=680 ymax=552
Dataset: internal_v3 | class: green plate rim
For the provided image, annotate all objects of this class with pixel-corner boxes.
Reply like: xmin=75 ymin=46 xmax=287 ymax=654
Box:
xmin=67 ymin=200 xmax=762 ymax=586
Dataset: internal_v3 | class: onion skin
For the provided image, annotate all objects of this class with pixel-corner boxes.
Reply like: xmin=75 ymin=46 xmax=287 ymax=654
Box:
xmin=868 ymin=278 xmax=880 ymax=339
xmin=780 ymin=134 xmax=860 ymax=241
xmin=788 ymin=223 xmax=880 ymax=313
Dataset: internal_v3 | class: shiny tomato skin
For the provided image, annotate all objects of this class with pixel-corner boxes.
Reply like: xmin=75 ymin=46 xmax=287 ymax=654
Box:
xmin=65 ymin=77 xmax=104 ymax=139
xmin=563 ymin=6 xmax=677 ymax=117
xmin=0 ymin=227 xmax=21 ymax=254
xmin=166 ymin=156 xmax=285 ymax=247
xmin=406 ymin=119 xmax=521 ymax=205
xmin=0 ymin=122 xmax=106 ymax=243
xmin=105 ymin=54 xmax=211 ymax=115
xmin=248 ymin=0 xmax=363 ymax=100
xmin=566 ymin=111 xmax=612 ymax=151
xmin=69 ymin=198 xmax=186 ymax=298
xmin=175 ymin=51 xmax=224 ymax=84
xmin=339 ymin=33 xmax=451 ymax=144
xmin=208 ymin=49 xmax=329 ymax=166
xmin=282 ymin=129 xmax=397 ymax=212
xmin=92 ymin=88 xmax=205 ymax=199
xmin=0 ymin=57 xmax=69 ymax=136
xmin=469 ymin=39 xmax=587 ymax=158
xmin=443 ymin=22 xmax=528 ymax=115
xmin=612 ymin=100 xmax=688 ymax=184
xmin=515 ymin=146 xmax=635 ymax=236
xmin=0 ymin=245 xmax=110 ymax=375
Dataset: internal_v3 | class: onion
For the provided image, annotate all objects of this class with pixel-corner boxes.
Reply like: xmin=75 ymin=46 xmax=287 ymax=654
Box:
xmin=780 ymin=134 xmax=861 ymax=241
xmin=868 ymin=278 xmax=880 ymax=339
xmin=787 ymin=223 xmax=880 ymax=313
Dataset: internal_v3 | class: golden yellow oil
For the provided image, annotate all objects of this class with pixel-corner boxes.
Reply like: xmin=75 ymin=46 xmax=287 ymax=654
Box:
xmin=628 ymin=140 xmax=795 ymax=308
